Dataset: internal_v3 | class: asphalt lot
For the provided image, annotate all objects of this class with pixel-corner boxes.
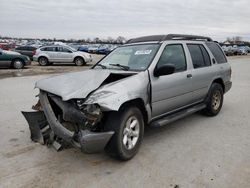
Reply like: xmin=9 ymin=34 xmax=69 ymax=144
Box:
xmin=0 ymin=54 xmax=104 ymax=79
xmin=0 ymin=55 xmax=250 ymax=188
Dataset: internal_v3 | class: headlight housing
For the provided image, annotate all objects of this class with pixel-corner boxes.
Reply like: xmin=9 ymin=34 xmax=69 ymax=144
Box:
xmin=76 ymin=101 xmax=102 ymax=126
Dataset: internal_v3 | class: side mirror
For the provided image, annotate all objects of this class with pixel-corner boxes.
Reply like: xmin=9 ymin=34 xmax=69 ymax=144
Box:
xmin=154 ymin=64 xmax=175 ymax=77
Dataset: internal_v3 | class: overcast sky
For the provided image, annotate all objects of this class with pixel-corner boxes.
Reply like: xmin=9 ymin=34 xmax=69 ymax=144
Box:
xmin=1 ymin=0 xmax=250 ymax=41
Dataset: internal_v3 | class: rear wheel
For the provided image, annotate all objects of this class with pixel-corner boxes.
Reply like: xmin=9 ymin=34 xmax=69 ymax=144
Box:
xmin=104 ymin=106 xmax=144 ymax=161
xmin=74 ymin=57 xmax=85 ymax=66
xmin=12 ymin=59 xmax=24 ymax=69
xmin=202 ymin=83 xmax=224 ymax=116
xmin=38 ymin=57 xmax=49 ymax=66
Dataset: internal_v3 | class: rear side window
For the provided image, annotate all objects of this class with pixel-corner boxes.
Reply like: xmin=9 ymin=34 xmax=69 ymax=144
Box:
xmin=157 ymin=44 xmax=186 ymax=72
xmin=28 ymin=47 xmax=36 ymax=51
xmin=16 ymin=46 xmax=24 ymax=50
xmin=206 ymin=42 xmax=227 ymax=64
xmin=187 ymin=44 xmax=211 ymax=69
xmin=41 ymin=47 xmax=56 ymax=52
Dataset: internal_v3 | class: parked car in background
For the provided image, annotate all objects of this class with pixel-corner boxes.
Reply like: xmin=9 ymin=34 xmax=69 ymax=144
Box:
xmin=0 ymin=48 xmax=31 ymax=69
xmin=14 ymin=46 xmax=37 ymax=60
xmin=33 ymin=45 xmax=92 ymax=66
xmin=244 ymin=46 xmax=250 ymax=53
xmin=96 ymin=45 xmax=111 ymax=54
xmin=222 ymin=46 xmax=234 ymax=56
xmin=88 ymin=44 xmax=100 ymax=53
xmin=78 ymin=45 xmax=89 ymax=52
xmin=0 ymin=43 xmax=15 ymax=50
xmin=237 ymin=47 xmax=248 ymax=55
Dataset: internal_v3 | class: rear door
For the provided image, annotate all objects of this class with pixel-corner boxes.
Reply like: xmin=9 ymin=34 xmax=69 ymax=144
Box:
xmin=45 ymin=47 xmax=57 ymax=61
xmin=186 ymin=43 xmax=216 ymax=102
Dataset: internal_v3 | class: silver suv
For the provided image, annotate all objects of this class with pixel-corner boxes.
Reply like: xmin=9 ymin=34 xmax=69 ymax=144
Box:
xmin=33 ymin=45 xmax=92 ymax=66
xmin=23 ymin=34 xmax=232 ymax=160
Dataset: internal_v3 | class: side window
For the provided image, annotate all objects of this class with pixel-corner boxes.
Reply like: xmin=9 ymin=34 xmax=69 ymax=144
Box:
xmin=17 ymin=47 xmax=23 ymax=50
xmin=62 ymin=47 xmax=72 ymax=53
xmin=200 ymin=45 xmax=211 ymax=66
xmin=206 ymin=42 xmax=227 ymax=64
xmin=47 ymin=47 xmax=56 ymax=52
xmin=57 ymin=47 xmax=63 ymax=52
xmin=157 ymin=44 xmax=186 ymax=72
xmin=187 ymin=44 xmax=210 ymax=69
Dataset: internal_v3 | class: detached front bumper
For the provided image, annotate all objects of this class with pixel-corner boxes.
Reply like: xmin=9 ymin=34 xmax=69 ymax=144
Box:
xmin=22 ymin=91 xmax=114 ymax=153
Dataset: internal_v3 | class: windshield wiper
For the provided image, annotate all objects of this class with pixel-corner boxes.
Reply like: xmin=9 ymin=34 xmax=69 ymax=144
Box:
xmin=109 ymin=63 xmax=130 ymax=71
xmin=96 ymin=64 xmax=107 ymax=69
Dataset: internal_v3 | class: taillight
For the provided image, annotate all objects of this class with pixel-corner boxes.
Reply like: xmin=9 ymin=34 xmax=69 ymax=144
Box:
xmin=32 ymin=50 xmax=36 ymax=55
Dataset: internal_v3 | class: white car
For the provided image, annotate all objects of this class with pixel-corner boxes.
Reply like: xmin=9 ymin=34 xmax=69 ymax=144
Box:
xmin=33 ymin=45 xmax=92 ymax=66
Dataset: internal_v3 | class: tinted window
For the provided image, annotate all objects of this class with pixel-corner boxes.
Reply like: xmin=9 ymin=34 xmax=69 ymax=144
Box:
xmin=200 ymin=45 xmax=211 ymax=66
xmin=41 ymin=47 xmax=56 ymax=52
xmin=23 ymin=47 xmax=30 ymax=50
xmin=187 ymin=44 xmax=211 ymax=69
xmin=157 ymin=44 xmax=186 ymax=72
xmin=28 ymin=46 xmax=36 ymax=51
xmin=206 ymin=42 xmax=227 ymax=64
xmin=57 ymin=47 xmax=72 ymax=53
xmin=16 ymin=46 xmax=24 ymax=50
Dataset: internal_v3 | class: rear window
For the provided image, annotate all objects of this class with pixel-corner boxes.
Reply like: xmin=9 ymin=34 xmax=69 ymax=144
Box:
xmin=206 ymin=42 xmax=227 ymax=64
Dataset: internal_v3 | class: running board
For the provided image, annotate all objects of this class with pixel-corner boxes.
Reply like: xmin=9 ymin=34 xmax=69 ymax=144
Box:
xmin=150 ymin=103 xmax=206 ymax=127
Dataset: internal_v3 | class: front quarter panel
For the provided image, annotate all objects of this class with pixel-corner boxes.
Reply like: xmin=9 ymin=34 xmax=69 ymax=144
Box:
xmin=84 ymin=71 xmax=150 ymax=112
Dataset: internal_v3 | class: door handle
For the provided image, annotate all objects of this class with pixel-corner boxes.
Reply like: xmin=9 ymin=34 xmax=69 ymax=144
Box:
xmin=187 ymin=74 xmax=192 ymax=78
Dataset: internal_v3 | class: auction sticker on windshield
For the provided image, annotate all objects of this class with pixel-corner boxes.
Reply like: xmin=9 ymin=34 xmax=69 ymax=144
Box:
xmin=135 ymin=50 xmax=152 ymax=55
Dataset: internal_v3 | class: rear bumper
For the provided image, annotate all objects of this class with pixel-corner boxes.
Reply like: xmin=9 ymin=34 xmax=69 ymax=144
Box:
xmin=22 ymin=91 xmax=114 ymax=153
xmin=225 ymin=81 xmax=232 ymax=93
xmin=33 ymin=56 xmax=38 ymax=62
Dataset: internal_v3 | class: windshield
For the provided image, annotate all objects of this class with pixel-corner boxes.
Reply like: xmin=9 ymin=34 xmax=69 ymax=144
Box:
xmin=95 ymin=44 xmax=160 ymax=71
xmin=67 ymin=46 xmax=77 ymax=52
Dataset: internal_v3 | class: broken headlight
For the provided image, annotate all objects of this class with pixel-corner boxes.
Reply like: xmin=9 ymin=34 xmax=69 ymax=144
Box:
xmin=76 ymin=101 xmax=102 ymax=126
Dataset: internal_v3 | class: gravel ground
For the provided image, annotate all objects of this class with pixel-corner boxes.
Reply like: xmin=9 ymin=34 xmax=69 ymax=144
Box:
xmin=0 ymin=56 xmax=250 ymax=188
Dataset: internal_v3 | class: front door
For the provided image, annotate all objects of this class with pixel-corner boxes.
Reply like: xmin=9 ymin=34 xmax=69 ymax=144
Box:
xmin=0 ymin=50 xmax=12 ymax=67
xmin=56 ymin=47 xmax=73 ymax=62
xmin=151 ymin=44 xmax=194 ymax=118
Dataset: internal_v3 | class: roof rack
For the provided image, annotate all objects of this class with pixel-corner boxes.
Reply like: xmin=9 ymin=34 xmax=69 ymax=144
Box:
xmin=126 ymin=34 xmax=213 ymax=44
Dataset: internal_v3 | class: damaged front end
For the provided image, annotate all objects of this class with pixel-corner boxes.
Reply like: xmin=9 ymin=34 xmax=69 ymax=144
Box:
xmin=22 ymin=90 xmax=114 ymax=153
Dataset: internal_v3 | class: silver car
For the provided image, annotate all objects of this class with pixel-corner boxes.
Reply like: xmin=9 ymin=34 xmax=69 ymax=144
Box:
xmin=23 ymin=34 xmax=232 ymax=160
xmin=33 ymin=45 xmax=92 ymax=66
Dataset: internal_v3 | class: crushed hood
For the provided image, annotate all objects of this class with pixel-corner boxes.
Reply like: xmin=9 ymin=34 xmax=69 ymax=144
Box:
xmin=35 ymin=69 xmax=135 ymax=101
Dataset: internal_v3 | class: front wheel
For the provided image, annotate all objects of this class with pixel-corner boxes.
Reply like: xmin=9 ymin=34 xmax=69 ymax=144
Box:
xmin=74 ymin=57 xmax=85 ymax=66
xmin=38 ymin=57 xmax=49 ymax=66
xmin=12 ymin=59 xmax=24 ymax=69
xmin=202 ymin=83 xmax=224 ymax=116
xmin=104 ymin=106 xmax=144 ymax=161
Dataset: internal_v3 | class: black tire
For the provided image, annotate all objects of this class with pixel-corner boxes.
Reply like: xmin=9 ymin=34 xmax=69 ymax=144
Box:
xmin=38 ymin=57 xmax=49 ymax=66
xmin=104 ymin=106 xmax=144 ymax=161
xmin=202 ymin=83 xmax=224 ymax=116
xmin=12 ymin=59 xmax=24 ymax=69
xmin=74 ymin=57 xmax=86 ymax=66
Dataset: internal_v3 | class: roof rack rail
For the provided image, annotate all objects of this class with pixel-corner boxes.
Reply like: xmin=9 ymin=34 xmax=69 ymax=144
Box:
xmin=126 ymin=34 xmax=213 ymax=44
